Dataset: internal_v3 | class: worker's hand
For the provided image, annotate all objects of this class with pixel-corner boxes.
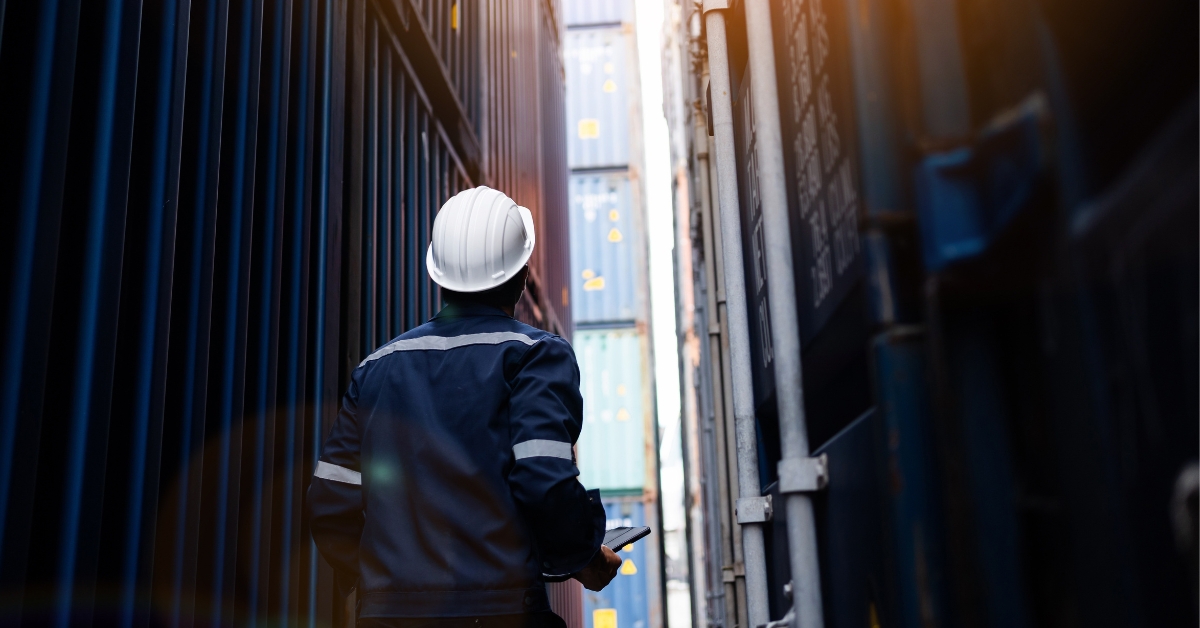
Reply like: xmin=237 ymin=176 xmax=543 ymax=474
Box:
xmin=573 ymin=545 xmax=622 ymax=591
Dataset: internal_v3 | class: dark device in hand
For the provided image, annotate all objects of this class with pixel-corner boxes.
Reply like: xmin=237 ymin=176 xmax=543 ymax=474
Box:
xmin=543 ymin=526 xmax=652 ymax=582
xmin=602 ymin=525 xmax=651 ymax=550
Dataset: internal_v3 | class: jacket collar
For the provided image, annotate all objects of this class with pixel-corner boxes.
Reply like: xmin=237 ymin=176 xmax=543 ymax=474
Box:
xmin=433 ymin=303 xmax=512 ymax=320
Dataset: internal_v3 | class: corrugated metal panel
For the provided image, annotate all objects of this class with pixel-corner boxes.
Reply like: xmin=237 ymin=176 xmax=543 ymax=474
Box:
xmin=407 ymin=0 xmax=482 ymax=134
xmin=0 ymin=1 xmax=350 ymax=623
xmin=0 ymin=0 xmax=570 ymax=625
xmin=584 ymin=499 xmax=653 ymax=628
xmin=724 ymin=0 xmax=869 ymax=417
xmin=361 ymin=11 xmax=472 ymax=353
xmin=768 ymin=0 xmax=864 ymax=342
xmin=490 ymin=0 xmax=573 ymax=339
xmin=565 ymin=27 xmax=637 ymax=169
xmin=536 ymin=0 xmax=574 ymax=340
xmin=570 ymin=173 xmax=641 ymax=324
xmin=563 ymin=0 xmax=633 ymax=27
xmin=575 ymin=329 xmax=649 ymax=491
xmin=549 ymin=580 xmax=586 ymax=628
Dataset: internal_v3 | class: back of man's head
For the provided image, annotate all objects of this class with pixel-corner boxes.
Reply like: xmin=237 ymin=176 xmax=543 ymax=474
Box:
xmin=441 ymin=265 xmax=529 ymax=311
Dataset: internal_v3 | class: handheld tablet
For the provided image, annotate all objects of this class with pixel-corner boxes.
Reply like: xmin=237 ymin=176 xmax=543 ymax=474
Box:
xmin=603 ymin=526 xmax=651 ymax=550
xmin=542 ymin=527 xmax=653 ymax=582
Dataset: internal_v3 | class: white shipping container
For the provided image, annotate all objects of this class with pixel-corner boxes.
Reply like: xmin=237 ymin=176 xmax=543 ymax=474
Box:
xmin=565 ymin=27 xmax=641 ymax=170
xmin=562 ymin=0 xmax=633 ymax=27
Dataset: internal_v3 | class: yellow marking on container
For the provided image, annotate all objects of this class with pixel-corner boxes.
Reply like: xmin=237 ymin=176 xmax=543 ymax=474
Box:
xmin=581 ymin=269 xmax=596 ymax=279
xmin=603 ymin=79 xmax=617 ymax=93
xmin=620 ymin=558 xmax=637 ymax=575
xmin=616 ymin=384 xmax=626 ymax=396
xmin=604 ymin=62 xmax=615 ymax=74
xmin=593 ymin=609 xmax=617 ymax=628
xmin=607 ymin=228 xmax=622 ymax=242
xmin=577 ymin=118 xmax=599 ymax=139
xmin=451 ymin=3 xmax=458 ymax=30
xmin=616 ymin=408 xmax=630 ymax=421
xmin=868 ymin=603 xmax=880 ymax=628
xmin=622 ymin=544 xmax=633 ymax=552
xmin=609 ymin=209 xmax=620 ymax=221
xmin=583 ymin=277 xmax=606 ymax=291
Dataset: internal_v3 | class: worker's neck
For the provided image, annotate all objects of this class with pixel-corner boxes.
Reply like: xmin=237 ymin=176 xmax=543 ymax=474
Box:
xmin=444 ymin=300 xmax=516 ymax=318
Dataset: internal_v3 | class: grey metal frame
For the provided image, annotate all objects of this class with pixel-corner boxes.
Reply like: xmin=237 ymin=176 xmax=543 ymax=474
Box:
xmin=700 ymin=3 xmax=771 ymax=628
xmin=739 ymin=1 xmax=827 ymax=626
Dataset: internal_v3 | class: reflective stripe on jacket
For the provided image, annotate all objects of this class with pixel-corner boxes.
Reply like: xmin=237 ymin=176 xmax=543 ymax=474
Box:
xmin=306 ymin=304 xmax=605 ymax=619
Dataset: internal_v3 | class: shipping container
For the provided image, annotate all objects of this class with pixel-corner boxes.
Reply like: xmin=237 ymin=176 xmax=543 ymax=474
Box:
xmin=549 ymin=579 xmax=586 ymax=628
xmin=562 ymin=0 xmax=633 ymax=28
xmin=488 ymin=0 xmax=573 ymax=338
xmin=584 ymin=498 xmax=664 ymax=628
xmin=574 ymin=329 xmax=653 ymax=492
xmin=0 ymin=0 xmax=575 ymax=625
xmin=535 ymin=0 xmax=576 ymax=341
xmin=569 ymin=173 xmax=644 ymax=325
xmin=730 ymin=0 xmax=870 ymax=443
xmin=667 ymin=0 xmax=1197 ymax=627
xmin=405 ymin=0 xmax=483 ymax=135
xmin=565 ymin=26 xmax=640 ymax=170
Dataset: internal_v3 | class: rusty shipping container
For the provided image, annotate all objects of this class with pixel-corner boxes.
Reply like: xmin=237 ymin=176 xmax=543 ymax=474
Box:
xmin=0 ymin=0 xmax=577 ymax=625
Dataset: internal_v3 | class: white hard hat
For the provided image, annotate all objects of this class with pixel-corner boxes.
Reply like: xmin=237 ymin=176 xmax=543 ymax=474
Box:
xmin=426 ymin=186 xmax=536 ymax=292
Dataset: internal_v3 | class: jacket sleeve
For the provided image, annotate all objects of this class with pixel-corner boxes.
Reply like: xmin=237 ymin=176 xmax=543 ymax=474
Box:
xmin=507 ymin=336 xmax=607 ymax=578
xmin=306 ymin=373 xmax=365 ymax=578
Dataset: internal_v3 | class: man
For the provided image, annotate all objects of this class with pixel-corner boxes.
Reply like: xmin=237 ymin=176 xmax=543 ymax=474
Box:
xmin=307 ymin=186 xmax=621 ymax=628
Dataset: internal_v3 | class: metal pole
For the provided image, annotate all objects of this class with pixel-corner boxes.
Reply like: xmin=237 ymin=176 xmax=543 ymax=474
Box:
xmin=741 ymin=1 xmax=825 ymax=627
xmin=701 ymin=5 xmax=770 ymax=628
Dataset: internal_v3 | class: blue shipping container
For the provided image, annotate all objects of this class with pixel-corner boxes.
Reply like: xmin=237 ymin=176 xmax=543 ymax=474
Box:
xmin=0 ymin=0 xmax=572 ymax=624
xmin=565 ymin=27 xmax=637 ymax=169
xmin=563 ymin=0 xmax=634 ymax=28
xmin=575 ymin=329 xmax=649 ymax=491
xmin=584 ymin=499 xmax=653 ymax=628
xmin=570 ymin=173 xmax=641 ymax=324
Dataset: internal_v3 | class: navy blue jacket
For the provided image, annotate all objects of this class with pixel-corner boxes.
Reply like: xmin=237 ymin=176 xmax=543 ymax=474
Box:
xmin=307 ymin=304 xmax=605 ymax=619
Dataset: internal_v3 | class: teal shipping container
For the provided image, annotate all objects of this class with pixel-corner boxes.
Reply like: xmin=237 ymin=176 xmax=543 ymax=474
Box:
xmin=569 ymin=173 xmax=642 ymax=325
xmin=574 ymin=329 xmax=650 ymax=492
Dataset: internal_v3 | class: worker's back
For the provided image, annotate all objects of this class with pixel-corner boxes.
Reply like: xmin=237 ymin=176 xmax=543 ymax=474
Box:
xmin=309 ymin=303 xmax=604 ymax=619
xmin=309 ymin=186 xmax=616 ymax=623
xmin=357 ymin=307 xmax=557 ymax=608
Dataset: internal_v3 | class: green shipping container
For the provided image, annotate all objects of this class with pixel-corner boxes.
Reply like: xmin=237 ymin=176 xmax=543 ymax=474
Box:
xmin=574 ymin=329 xmax=650 ymax=492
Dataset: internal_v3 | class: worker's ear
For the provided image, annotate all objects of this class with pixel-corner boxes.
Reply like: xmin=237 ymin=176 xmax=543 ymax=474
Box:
xmin=516 ymin=265 xmax=530 ymax=298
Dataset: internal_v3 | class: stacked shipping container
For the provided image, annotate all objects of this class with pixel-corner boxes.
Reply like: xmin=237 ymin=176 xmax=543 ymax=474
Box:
xmin=569 ymin=175 xmax=640 ymax=325
xmin=575 ymin=329 xmax=650 ymax=491
xmin=0 ymin=0 xmax=578 ymax=625
xmin=585 ymin=499 xmax=658 ymax=628
xmin=563 ymin=3 xmax=664 ymax=628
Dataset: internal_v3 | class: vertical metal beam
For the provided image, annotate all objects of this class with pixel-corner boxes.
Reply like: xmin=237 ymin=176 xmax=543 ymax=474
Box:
xmin=906 ymin=0 xmax=970 ymax=138
xmin=741 ymin=1 xmax=825 ymax=627
xmin=701 ymin=4 xmax=770 ymax=628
